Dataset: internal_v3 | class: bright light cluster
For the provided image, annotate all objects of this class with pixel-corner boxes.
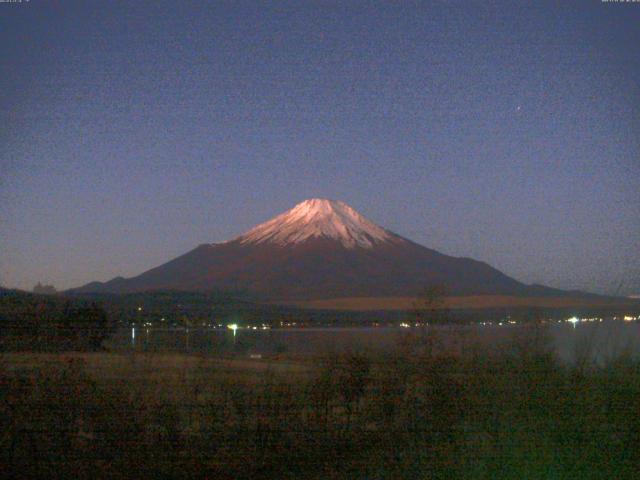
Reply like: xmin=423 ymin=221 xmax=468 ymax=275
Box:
xmin=563 ymin=315 xmax=639 ymax=325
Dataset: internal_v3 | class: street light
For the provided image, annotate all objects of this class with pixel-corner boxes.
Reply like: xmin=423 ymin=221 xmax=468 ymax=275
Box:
xmin=228 ymin=323 xmax=238 ymax=337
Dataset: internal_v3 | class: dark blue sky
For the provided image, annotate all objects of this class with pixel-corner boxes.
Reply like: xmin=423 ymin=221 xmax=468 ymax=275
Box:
xmin=1 ymin=1 xmax=638 ymax=295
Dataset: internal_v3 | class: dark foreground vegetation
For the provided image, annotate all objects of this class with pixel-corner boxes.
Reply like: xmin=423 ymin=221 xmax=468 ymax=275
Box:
xmin=2 ymin=327 xmax=639 ymax=479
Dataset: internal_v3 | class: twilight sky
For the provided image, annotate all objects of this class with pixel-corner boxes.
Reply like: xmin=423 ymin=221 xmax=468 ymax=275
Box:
xmin=1 ymin=1 xmax=638 ymax=295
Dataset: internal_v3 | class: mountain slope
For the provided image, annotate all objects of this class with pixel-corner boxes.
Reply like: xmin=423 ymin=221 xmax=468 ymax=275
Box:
xmin=71 ymin=199 xmax=572 ymax=300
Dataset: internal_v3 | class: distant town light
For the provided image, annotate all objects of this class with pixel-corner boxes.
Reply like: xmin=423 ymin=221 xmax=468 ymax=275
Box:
xmin=228 ymin=323 xmax=238 ymax=336
xmin=567 ymin=317 xmax=579 ymax=327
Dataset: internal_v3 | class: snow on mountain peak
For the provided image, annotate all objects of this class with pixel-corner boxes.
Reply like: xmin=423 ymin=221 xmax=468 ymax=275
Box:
xmin=237 ymin=198 xmax=399 ymax=248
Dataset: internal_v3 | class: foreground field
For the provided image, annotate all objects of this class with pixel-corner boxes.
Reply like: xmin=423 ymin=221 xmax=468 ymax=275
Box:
xmin=2 ymin=330 xmax=639 ymax=479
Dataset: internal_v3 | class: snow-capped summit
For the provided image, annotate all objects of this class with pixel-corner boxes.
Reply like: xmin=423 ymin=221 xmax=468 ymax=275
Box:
xmin=237 ymin=198 xmax=399 ymax=248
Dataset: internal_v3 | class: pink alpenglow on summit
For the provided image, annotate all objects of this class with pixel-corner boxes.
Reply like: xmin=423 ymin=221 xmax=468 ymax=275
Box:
xmin=239 ymin=199 xmax=400 ymax=249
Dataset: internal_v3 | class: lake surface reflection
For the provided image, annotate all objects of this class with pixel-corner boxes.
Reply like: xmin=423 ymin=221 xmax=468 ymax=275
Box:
xmin=107 ymin=322 xmax=640 ymax=364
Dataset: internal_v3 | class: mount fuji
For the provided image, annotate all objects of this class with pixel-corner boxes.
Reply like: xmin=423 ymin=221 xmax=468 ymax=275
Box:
xmin=73 ymin=199 xmax=572 ymax=301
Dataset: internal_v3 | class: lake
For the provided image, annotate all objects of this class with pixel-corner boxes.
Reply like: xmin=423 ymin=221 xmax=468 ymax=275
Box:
xmin=107 ymin=321 xmax=640 ymax=364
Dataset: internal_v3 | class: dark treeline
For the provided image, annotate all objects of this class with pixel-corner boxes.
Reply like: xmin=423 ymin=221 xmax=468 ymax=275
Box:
xmin=68 ymin=289 xmax=410 ymax=326
xmin=2 ymin=328 xmax=639 ymax=479
xmin=1 ymin=287 xmax=636 ymax=355
xmin=68 ymin=290 xmax=637 ymax=327
xmin=0 ymin=289 xmax=113 ymax=351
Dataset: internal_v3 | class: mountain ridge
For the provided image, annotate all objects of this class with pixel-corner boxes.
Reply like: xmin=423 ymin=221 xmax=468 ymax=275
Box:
xmin=70 ymin=199 xmax=592 ymax=301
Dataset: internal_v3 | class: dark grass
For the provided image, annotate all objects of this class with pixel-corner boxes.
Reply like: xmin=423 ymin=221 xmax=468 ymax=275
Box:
xmin=1 ymin=326 xmax=639 ymax=479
